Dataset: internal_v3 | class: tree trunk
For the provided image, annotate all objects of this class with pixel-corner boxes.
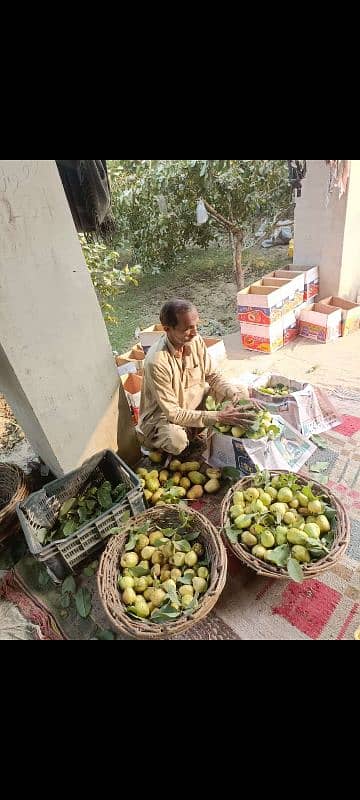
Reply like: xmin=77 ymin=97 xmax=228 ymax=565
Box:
xmin=202 ymin=198 xmax=244 ymax=289
xmin=232 ymin=232 xmax=243 ymax=289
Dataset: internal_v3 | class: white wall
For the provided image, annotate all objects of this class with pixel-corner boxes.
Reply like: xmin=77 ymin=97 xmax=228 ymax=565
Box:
xmin=294 ymin=160 xmax=360 ymax=301
xmin=338 ymin=160 xmax=360 ymax=301
xmin=0 ymin=160 xmax=139 ymax=475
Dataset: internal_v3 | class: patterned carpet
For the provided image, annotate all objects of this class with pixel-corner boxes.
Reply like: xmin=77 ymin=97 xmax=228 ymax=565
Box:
xmin=1 ymin=385 xmax=360 ymax=640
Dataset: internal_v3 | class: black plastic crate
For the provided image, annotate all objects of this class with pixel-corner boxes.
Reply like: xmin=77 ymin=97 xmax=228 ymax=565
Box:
xmin=16 ymin=450 xmax=144 ymax=582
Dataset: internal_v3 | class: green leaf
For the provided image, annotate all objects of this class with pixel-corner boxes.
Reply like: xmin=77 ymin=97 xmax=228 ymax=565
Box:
xmin=63 ymin=520 xmax=77 ymax=536
xmin=287 ymin=557 xmax=304 ymax=582
xmin=164 ymin=582 xmax=181 ymax=608
xmin=178 ymin=572 xmax=194 ymax=585
xmin=59 ymin=498 xmax=77 ymax=517
xmin=97 ymin=486 xmax=113 ymax=510
xmin=38 ymin=568 xmax=51 ymax=588
xmin=323 ymin=504 xmax=336 ymax=521
xmin=129 ymin=566 xmax=150 ymax=577
xmin=86 ymin=497 xmax=97 ymax=513
xmin=301 ymin=485 xmax=316 ymax=501
xmin=112 ymin=483 xmax=127 ymax=502
xmin=78 ymin=506 xmax=89 ymax=524
xmin=222 ymin=467 xmax=241 ymax=483
xmin=62 ymin=575 xmax=76 ymax=595
xmin=178 ymin=510 xmax=192 ymax=529
xmin=82 ymin=566 xmax=95 ymax=577
xmin=160 ymin=527 xmax=177 ymax=538
xmin=306 ymin=537 xmax=328 ymax=551
xmin=174 ymin=539 xmax=191 ymax=553
xmin=151 ymin=600 xmax=182 ymax=622
xmin=226 ymin=526 xmax=239 ymax=544
xmin=183 ymin=595 xmax=199 ymax=615
xmin=61 ymin=593 xmax=71 ymax=608
xmin=183 ymin=530 xmax=200 ymax=542
xmin=151 ymin=537 xmax=168 ymax=547
xmin=252 ymin=469 xmax=269 ymax=487
xmin=197 ymin=555 xmax=210 ymax=567
xmin=321 ymin=530 xmax=335 ymax=549
xmin=90 ymin=560 xmax=99 ymax=569
xmin=125 ymin=531 xmax=139 ymax=551
xmin=108 ymin=527 xmax=122 ymax=536
xmin=35 ymin=527 xmax=48 ymax=545
xmin=134 ymin=521 xmax=151 ymax=534
xmin=75 ymin=587 xmax=92 ymax=618
xmin=95 ymin=629 xmax=115 ymax=640
xmin=264 ymin=544 xmax=290 ymax=567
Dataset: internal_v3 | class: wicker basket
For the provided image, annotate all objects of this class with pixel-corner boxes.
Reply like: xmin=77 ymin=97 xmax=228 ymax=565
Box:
xmin=220 ymin=470 xmax=350 ymax=579
xmin=97 ymin=504 xmax=227 ymax=639
xmin=16 ymin=450 xmax=145 ymax=582
xmin=0 ymin=464 xmax=29 ymax=544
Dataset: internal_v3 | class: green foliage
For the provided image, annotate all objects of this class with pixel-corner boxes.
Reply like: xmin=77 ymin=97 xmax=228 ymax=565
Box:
xmin=80 ymin=160 xmax=291 ymax=317
xmin=106 ymin=160 xmax=291 ymax=275
xmin=80 ymin=235 xmax=141 ymax=325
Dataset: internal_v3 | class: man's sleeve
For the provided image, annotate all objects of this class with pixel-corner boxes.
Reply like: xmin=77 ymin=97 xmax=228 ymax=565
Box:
xmin=148 ymin=362 xmax=219 ymax=428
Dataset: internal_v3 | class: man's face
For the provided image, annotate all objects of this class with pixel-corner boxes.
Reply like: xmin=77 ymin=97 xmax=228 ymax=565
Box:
xmin=165 ymin=309 xmax=199 ymax=349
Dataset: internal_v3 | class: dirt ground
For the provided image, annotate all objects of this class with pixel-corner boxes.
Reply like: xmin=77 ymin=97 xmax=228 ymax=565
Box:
xmin=0 ymin=395 xmax=36 ymax=471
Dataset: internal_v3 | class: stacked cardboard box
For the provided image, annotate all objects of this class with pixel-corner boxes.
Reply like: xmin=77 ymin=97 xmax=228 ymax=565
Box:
xmin=237 ymin=273 xmax=305 ymax=353
xmin=274 ymin=265 xmax=319 ymax=301
xmin=237 ymin=266 xmax=321 ymax=353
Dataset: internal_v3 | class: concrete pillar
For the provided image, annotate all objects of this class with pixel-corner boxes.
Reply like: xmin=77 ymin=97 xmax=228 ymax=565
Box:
xmin=294 ymin=160 xmax=360 ymax=301
xmin=0 ymin=160 xmax=140 ymax=476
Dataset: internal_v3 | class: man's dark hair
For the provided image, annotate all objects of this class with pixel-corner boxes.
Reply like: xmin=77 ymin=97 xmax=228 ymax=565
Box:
xmin=160 ymin=299 xmax=195 ymax=327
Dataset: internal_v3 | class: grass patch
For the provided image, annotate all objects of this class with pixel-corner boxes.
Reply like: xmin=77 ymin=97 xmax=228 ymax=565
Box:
xmin=105 ymin=244 xmax=290 ymax=354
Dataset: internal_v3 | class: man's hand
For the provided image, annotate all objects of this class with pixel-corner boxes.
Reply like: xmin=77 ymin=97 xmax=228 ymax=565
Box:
xmin=218 ymin=404 xmax=258 ymax=428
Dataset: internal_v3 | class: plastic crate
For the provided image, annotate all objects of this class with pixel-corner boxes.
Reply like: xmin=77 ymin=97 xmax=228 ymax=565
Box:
xmin=16 ymin=450 xmax=145 ymax=582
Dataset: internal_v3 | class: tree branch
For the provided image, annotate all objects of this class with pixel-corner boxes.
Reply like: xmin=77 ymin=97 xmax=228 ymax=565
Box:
xmin=203 ymin=199 xmax=243 ymax=238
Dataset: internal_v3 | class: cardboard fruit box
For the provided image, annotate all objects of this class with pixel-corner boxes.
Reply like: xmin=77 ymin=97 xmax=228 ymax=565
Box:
xmin=203 ymin=337 xmax=226 ymax=364
xmin=263 ymin=270 xmax=305 ymax=309
xmin=237 ymin=283 xmax=285 ymax=325
xmin=115 ymin=345 xmax=146 ymax=375
xmin=240 ymin=319 xmax=283 ymax=353
xmin=281 ymin=300 xmax=314 ymax=345
xmin=279 ymin=265 xmax=319 ymax=301
xmin=319 ymin=296 xmax=360 ymax=336
xmin=298 ymin=303 xmax=342 ymax=343
xmin=282 ymin=310 xmax=298 ymax=345
xmin=138 ymin=324 xmax=165 ymax=353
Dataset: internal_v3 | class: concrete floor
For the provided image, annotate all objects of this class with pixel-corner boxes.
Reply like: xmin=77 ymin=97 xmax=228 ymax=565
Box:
xmin=221 ymin=330 xmax=360 ymax=391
